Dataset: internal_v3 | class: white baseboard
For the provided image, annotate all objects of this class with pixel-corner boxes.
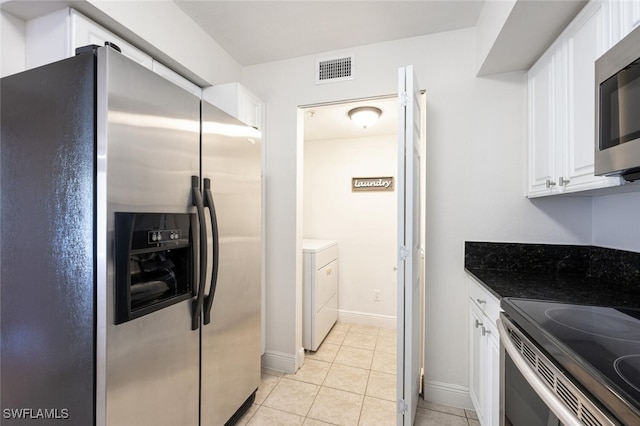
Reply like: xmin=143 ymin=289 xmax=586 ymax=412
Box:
xmin=297 ymin=347 xmax=305 ymax=369
xmin=338 ymin=309 xmax=396 ymax=329
xmin=423 ymin=380 xmax=473 ymax=410
xmin=261 ymin=350 xmax=297 ymax=374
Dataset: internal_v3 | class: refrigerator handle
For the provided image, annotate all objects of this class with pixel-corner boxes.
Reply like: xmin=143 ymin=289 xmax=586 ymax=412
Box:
xmin=203 ymin=178 xmax=219 ymax=325
xmin=191 ymin=175 xmax=207 ymax=330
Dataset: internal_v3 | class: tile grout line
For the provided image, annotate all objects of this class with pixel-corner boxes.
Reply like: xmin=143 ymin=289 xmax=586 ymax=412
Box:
xmin=355 ymin=330 xmax=378 ymax=426
xmin=301 ymin=349 xmax=329 ymax=423
xmin=304 ymin=322 xmax=349 ymax=425
xmin=251 ymin=323 xmax=454 ymax=425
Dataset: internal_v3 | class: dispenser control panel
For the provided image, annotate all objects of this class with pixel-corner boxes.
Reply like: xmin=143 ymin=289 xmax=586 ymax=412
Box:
xmin=148 ymin=229 xmax=182 ymax=244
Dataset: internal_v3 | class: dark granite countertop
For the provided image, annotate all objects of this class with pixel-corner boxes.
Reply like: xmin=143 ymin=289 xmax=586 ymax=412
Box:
xmin=465 ymin=242 xmax=640 ymax=309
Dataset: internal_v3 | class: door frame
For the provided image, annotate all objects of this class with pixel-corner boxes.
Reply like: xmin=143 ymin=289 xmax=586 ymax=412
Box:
xmin=295 ymin=89 xmax=426 ymax=421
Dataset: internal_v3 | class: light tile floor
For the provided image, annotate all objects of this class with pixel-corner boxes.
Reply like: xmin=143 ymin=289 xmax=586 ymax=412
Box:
xmin=238 ymin=323 xmax=478 ymax=425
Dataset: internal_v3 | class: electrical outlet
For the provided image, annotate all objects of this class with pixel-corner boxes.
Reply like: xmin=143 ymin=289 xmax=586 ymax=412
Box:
xmin=373 ymin=289 xmax=381 ymax=302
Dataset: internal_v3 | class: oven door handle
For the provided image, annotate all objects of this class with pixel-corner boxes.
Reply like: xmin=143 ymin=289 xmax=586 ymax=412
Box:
xmin=497 ymin=318 xmax=583 ymax=426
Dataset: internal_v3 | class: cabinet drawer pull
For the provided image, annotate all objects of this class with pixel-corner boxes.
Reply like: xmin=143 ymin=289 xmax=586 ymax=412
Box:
xmin=482 ymin=326 xmax=491 ymax=336
xmin=475 ymin=319 xmax=483 ymax=328
xmin=476 ymin=298 xmax=486 ymax=305
xmin=559 ymin=176 xmax=570 ymax=186
xmin=546 ymin=179 xmax=557 ymax=188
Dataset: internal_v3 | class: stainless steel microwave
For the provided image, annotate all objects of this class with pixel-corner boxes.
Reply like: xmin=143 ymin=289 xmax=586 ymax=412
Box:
xmin=595 ymin=24 xmax=640 ymax=181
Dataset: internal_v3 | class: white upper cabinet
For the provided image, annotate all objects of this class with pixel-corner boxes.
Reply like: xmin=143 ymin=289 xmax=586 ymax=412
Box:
xmin=528 ymin=42 xmax=561 ymax=196
xmin=25 ymin=8 xmax=152 ymax=70
xmin=527 ymin=0 xmax=623 ymax=197
xmin=70 ymin=10 xmax=152 ymax=69
xmin=563 ymin=1 xmax=622 ymax=192
xmin=25 ymin=8 xmax=71 ymax=69
xmin=202 ymin=83 xmax=263 ymax=130
xmin=625 ymin=0 xmax=640 ymax=33
xmin=608 ymin=0 xmax=640 ymax=46
xmin=151 ymin=60 xmax=201 ymax=98
xmin=25 ymin=8 xmax=200 ymax=97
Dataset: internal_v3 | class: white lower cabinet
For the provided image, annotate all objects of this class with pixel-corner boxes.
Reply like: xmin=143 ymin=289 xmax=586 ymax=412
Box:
xmin=468 ymin=277 xmax=500 ymax=426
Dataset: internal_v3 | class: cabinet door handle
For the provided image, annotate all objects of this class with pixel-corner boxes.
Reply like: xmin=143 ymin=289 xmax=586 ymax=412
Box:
xmin=475 ymin=319 xmax=483 ymax=328
xmin=546 ymin=179 xmax=557 ymax=188
xmin=559 ymin=177 xmax=570 ymax=186
xmin=476 ymin=298 xmax=486 ymax=305
xmin=482 ymin=326 xmax=491 ymax=336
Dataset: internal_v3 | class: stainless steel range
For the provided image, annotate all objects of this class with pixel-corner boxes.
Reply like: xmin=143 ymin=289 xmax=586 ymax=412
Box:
xmin=499 ymin=298 xmax=640 ymax=426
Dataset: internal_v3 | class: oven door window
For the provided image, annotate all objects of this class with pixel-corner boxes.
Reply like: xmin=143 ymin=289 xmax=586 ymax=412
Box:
xmin=600 ymin=57 xmax=640 ymax=150
xmin=505 ymin=354 xmax=562 ymax=426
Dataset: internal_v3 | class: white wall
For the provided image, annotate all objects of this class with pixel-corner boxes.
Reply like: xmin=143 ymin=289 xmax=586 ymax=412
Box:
xmin=243 ymin=27 xmax=593 ymax=406
xmin=304 ymin=134 xmax=397 ymax=326
xmin=1 ymin=10 xmax=25 ymax=77
xmin=475 ymin=0 xmax=516 ymax=74
xmin=592 ymin=191 xmax=640 ymax=251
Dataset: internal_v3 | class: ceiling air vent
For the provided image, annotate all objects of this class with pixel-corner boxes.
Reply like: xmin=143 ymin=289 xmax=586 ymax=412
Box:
xmin=316 ymin=54 xmax=354 ymax=84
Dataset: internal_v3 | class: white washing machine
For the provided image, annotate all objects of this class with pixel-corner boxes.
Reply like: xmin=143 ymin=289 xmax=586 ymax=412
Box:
xmin=302 ymin=239 xmax=338 ymax=351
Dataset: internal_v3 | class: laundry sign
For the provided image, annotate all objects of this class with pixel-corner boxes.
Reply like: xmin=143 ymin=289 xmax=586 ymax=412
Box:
xmin=351 ymin=177 xmax=394 ymax=192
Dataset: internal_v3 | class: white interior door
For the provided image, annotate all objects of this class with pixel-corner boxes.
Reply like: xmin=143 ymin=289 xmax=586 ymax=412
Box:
xmin=397 ymin=65 xmax=422 ymax=426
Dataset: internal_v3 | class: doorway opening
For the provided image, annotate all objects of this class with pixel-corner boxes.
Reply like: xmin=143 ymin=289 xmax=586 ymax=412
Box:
xmin=301 ymin=95 xmax=399 ymax=330
xmin=298 ymin=95 xmax=400 ymax=423
xmin=294 ymin=75 xmax=426 ymax=425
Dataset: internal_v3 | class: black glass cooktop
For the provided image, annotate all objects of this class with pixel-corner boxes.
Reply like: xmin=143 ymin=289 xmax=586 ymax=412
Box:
xmin=502 ymin=298 xmax=640 ymax=424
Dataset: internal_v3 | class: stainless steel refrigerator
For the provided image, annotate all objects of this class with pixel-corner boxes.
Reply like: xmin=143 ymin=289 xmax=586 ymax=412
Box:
xmin=0 ymin=44 xmax=261 ymax=425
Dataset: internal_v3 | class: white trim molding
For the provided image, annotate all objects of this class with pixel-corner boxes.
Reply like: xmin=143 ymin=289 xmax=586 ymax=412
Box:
xmin=423 ymin=380 xmax=474 ymax=410
xmin=338 ymin=309 xmax=397 ymax=329
xmin=261 ymin=350 xmax=298 ymax=374
xmin=297 ymin=347 xmax=305 ymax=370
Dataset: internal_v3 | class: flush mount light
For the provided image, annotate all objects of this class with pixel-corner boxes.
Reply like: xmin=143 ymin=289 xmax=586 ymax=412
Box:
xmin=348 ymin=106 xmax=382 ymax=129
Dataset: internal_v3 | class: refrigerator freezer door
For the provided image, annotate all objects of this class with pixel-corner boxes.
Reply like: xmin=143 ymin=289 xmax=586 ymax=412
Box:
xmin=1 ymin=50 xmax=97 ymax=425
xmin=98 ymin=47 xmax=201 ymax=426
xmin=200 ymin=100 xmax=262 ymax=424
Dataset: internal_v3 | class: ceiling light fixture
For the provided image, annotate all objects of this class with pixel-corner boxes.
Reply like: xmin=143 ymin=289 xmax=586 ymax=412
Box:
xmin=348 ymin=106 xmax=382 ymax=129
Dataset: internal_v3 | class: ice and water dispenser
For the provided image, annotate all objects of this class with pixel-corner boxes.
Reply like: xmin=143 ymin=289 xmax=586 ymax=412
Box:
xmin=114 ymin=213 xmax=195 ymax=324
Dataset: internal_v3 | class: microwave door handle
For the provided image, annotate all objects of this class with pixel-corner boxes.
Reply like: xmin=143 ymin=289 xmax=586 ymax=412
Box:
xmin=191 ymin=176 xmax=208 ymax=331
xmin=203 ymin=178 xmax=219 ymax=326
xmin=497 ymin=319 xmax=582 ymax=425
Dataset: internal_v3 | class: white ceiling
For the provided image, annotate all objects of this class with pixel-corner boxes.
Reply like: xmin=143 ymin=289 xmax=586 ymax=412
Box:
xmin=173 ymin=1 xmax=482 ymax=141
xmin=303 ymin=96 xmax=398 ymax=141
xmin=174 ymin=0 xmax=485 ymax=66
